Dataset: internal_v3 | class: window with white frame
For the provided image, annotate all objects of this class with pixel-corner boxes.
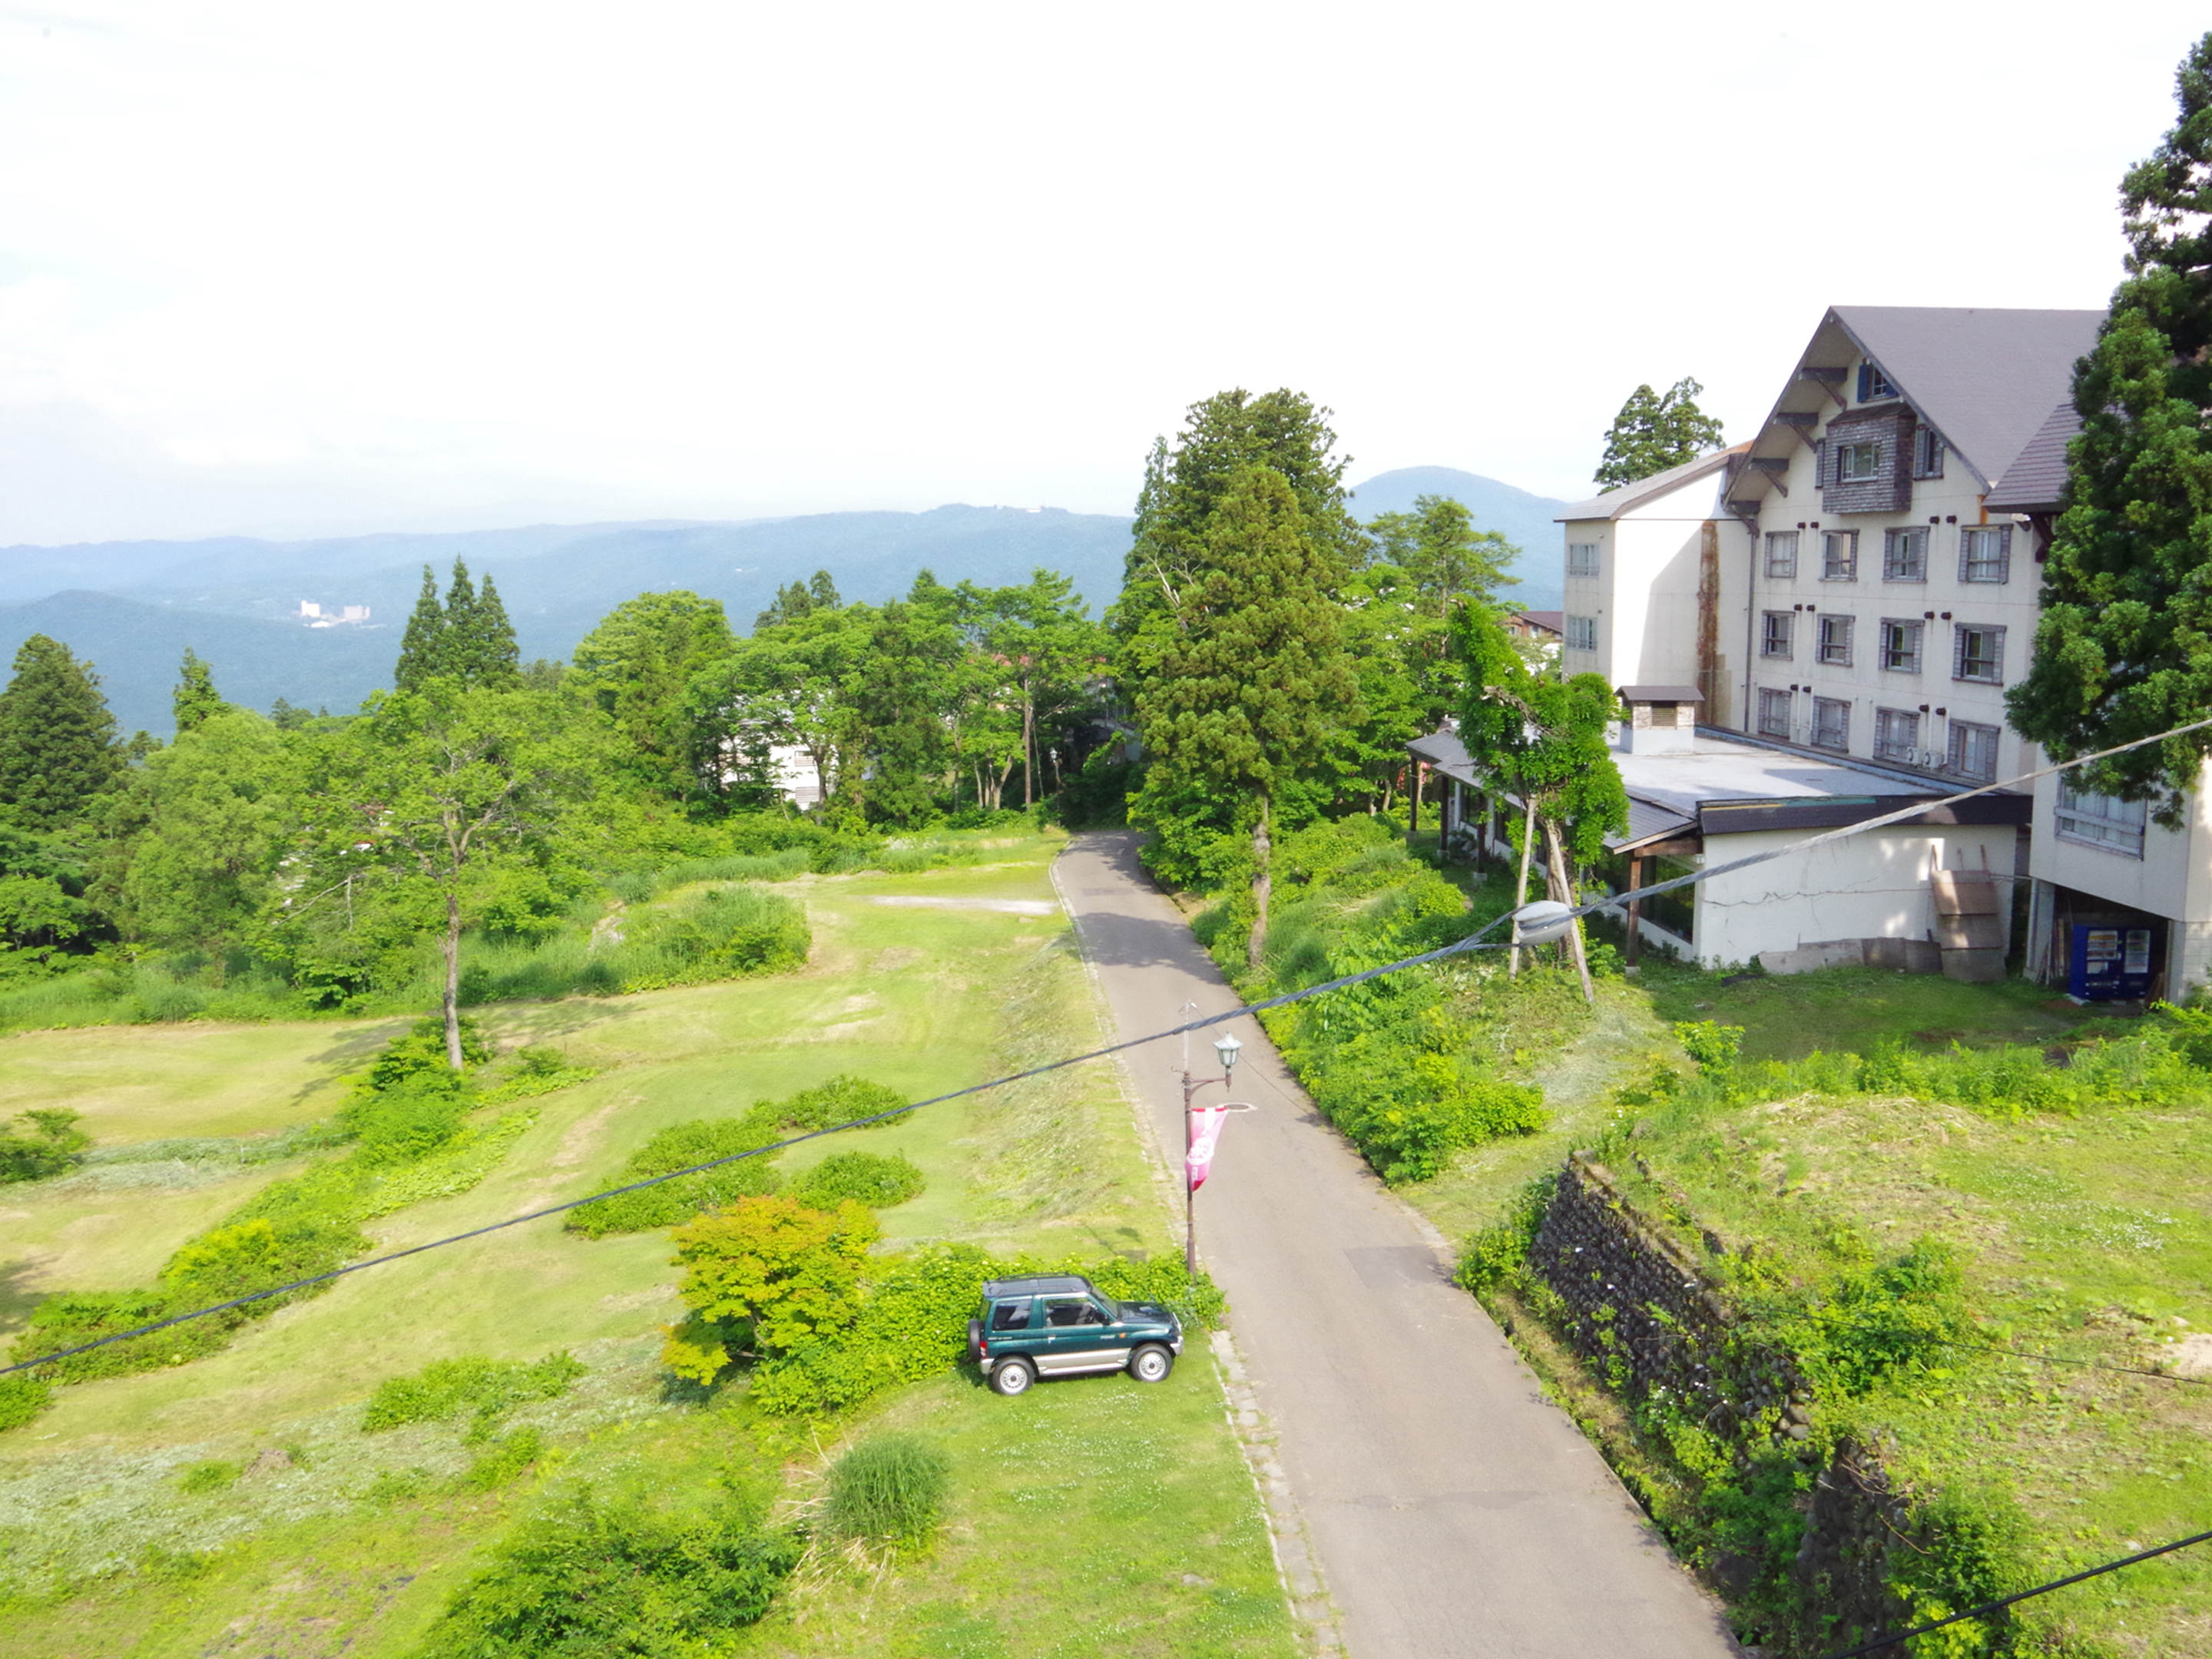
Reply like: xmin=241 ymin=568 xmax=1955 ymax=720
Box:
xmin=1883 ymin=525 xmax=1928 ymax=581
xmin=1912 ymin=427 xmax=1945 ymax=478
xmin=1948 ymin=720 xmax=1999 ymax=783
xmin=1757 ymin=687 xmax=1793 ymax=738
xmin=1565 ymin=614 xmax=1598 ymax=651
xmin=1822 ymin=530 xmax=1859 ymax=581
xmin=1954 ymin=623 xmax=2005 ymax=684
xmin=1764 ymin=531 xmax=1800 ymax=578
xmin=1816 ymin=613 xmax=1853 ymax=666
xmin=2055 ymin=778 xmax=2148 ymax=857
xmin=1567 ymin=541 xmax=1600 ymax=577
xmin=1812 ymin=697 xmax=1850 ymax=750
xmin=1960 ymin=525 xmax=2012 ymax=583
xmin=1760 ymin=611 xmax=1794 ymax=658
xmin=1839 ymin=442 xmax=1882 ymax=483
xmin=1873 ymin=707 xmax=1920 ymax=763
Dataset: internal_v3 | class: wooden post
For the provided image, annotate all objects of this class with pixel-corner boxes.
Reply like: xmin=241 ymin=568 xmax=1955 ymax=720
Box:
xmin=1508 ymin=793 xmax=1537 ymax=979
xmin=1624 ymin=855 xmax=1644 ymax=970
xmin=1545 ymin=819 xmax=1596 ymax=1003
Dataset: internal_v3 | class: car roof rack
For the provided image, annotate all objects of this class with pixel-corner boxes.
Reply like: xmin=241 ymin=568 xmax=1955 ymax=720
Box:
xmin=982 ymin=1273 xmax=1094 ymax=1298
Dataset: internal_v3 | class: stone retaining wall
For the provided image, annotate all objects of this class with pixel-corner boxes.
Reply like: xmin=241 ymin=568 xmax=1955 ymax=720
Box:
xmin=1526 ymin=1153 xmax=1914 ymax=1644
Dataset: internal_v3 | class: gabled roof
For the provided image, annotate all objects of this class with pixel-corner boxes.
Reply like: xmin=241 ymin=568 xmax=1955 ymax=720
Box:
xmin=1512 ymin=608 xmax=1564 ymax=632
xmin=1985 ymin=399 xmax=2082 ymax=513
xmin=1834 ymin=306 xmax=2101 ymax=486
xmin=1734 ymin=306 xmax=2103 ymax=503
xmin=1553 ymin=443 xmax=1747 ymax=522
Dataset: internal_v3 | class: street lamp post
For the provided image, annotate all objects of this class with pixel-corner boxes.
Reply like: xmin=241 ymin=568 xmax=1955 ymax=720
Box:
xmin=1180 ymin=1030 xmax=1242 ymax=1273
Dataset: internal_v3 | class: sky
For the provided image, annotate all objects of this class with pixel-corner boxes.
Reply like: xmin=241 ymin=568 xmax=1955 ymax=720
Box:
xmin=0 ymin=2 xmax=2205 ymax=545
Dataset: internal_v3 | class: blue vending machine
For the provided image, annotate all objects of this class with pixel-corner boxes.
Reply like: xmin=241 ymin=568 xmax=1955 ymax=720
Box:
xmin=2068 ymin=924 xmax=2157 ymax=1002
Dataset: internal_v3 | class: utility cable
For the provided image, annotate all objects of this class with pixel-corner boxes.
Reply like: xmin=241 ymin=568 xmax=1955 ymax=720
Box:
xmin=1816 ymin=1527 xmax=2212 ymax=1658
xmin=9 ymin=712 xmax=2209 ymax=1379
xmin=1927 ymin=1334 xmax=2211 ymax=1386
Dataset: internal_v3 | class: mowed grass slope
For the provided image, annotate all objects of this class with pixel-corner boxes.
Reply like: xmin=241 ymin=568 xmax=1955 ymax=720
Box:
xmin=0 ymin=833 xmax=1291 ymax=1658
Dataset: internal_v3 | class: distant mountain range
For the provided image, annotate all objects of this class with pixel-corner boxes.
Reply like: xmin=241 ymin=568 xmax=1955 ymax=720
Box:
xmin=0 ymin=469 xmax=1565 ymax=736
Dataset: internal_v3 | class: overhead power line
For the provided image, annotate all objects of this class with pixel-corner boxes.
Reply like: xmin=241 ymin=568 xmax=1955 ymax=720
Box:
xmin=8 ymin=713 xmax=2210 ymax=1380
xmin=1816 ymin=1528 xmax=2212 ymax=1658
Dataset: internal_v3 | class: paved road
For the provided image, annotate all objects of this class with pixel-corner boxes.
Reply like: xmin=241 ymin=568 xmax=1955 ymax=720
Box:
xmin=1055 ymin=832 xmax=1739 ymax=1659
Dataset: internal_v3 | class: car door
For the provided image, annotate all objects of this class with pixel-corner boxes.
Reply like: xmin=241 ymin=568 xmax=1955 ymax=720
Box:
xmin=1035 ymin=1293 xmax=1128 ymax=1374
xmin=985 ymin=1295 xmax=1039 ymax=1367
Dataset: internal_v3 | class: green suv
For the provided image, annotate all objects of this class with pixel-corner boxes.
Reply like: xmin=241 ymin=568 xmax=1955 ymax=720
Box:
xmin=965 ymin=1273 xmax=1182 ymax=1396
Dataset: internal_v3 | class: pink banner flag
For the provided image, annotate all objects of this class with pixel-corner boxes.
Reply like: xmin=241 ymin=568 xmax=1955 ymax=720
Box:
xmin=1187 ymin=1105 xmax=1229 ymax=1193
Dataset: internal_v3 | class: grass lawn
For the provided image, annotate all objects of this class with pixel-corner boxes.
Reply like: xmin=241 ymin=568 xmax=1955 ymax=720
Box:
xmin=1386 ymin=945 xmax=2210 ymax=1656
xmin=0 ymin=830 xmax=1296 ymax=1657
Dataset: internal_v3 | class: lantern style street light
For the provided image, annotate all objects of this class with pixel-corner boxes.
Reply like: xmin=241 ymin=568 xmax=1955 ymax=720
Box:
xmin=1179 ymin=1026 xmax=1247 ymax=1273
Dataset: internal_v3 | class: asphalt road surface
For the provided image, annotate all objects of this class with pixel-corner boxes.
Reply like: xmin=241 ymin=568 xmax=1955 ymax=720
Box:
xmin=1055 ymin=832 xmax=1740 ymax=1659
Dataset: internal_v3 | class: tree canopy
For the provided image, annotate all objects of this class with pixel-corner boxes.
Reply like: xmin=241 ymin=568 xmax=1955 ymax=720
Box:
xmin=2008 ymin=31 xmax=2212 ymax=823
xmin=1594 ymin=377 xmax=1726 ymax=488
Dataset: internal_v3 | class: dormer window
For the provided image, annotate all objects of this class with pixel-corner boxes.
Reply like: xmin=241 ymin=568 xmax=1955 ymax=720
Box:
xmin=1857 ymin=363 xmax=1897 ymax=402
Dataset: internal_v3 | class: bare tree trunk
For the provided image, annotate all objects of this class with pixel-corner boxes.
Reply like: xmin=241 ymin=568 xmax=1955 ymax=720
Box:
xmin=1247 ymin=801 xmax=1273 ymax=969
xmin=1022 ymin=694 xmax=1036 ymax=809
xmin=442 ymin=890 xmax=465 ymax=1069
xmin=1544 ymin=818 xmax=1595 ymax=1003
xmin=1508 ymin=793 xmax=1537 ymax=979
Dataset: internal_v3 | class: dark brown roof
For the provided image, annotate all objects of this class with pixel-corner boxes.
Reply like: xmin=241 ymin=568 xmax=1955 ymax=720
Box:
xmin=1985 ymin=399 xmax=2081 ymax=513
xmin=1514 ymin=609 xmax=1564 ymax=633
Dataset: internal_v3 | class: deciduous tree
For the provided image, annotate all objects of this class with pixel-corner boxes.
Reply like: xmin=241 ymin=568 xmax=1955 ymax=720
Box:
xmin=572 ymin=591 xmax=738 ymax=797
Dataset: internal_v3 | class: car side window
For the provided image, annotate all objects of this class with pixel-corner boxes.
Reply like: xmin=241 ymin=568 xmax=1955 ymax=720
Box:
xmin=1041 ymin=1296 xmax=1093 ymax=1328
xmin=1081 ymin=1300 xmax=1111 ymax=1326
xmin=989 ymin=1299 xmax=1032 ymax=1332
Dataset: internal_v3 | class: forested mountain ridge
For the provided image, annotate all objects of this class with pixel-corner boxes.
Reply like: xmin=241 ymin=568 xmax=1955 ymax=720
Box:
xmin=0 ymin=472 xmax=1556 ymax=735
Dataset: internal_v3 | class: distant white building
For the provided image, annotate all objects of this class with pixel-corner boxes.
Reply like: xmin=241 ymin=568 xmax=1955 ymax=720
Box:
xmin=296 ymin=601 xmax=372 ymax=627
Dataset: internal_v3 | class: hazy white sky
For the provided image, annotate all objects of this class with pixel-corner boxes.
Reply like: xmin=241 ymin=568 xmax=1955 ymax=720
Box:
xmin=0 ymin=2 xmax=2204 ymax=545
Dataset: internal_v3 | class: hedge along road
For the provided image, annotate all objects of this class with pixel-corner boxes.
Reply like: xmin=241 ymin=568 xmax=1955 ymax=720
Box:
xmin=1054 ymin=831 xmax=1738 ymax=1659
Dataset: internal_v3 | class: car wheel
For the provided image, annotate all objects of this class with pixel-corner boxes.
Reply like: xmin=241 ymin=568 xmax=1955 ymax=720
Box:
xmin=1128 ymin=1343 xmax=1173 ymax=1383
xmin=965 ymin=1318 xmax=983 ymax=1363
xmin=989 ymin=1356 xmax=1035 ymax=1396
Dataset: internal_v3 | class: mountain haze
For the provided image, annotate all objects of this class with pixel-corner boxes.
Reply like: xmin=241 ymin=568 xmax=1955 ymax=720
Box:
xmin=0 ymin=469 xmax=1561 ymax=735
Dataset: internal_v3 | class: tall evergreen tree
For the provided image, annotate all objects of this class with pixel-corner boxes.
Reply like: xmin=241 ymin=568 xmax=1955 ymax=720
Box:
xmin=1130 ymin=463 xmax=1358 ymax=964
xmin=452 ymin=570 xmax=521 ymax=685
xmin=1113 ymin=389 xmax=1361 ymax=710
xmin=394 ymin=565 xmax=449 ymax=690
xmin=1594 ymin=377 xmax=1726 ymax=487
xmin=0 ymin=635 xmax=121 ymax=829
xmin=172 ymin=648 xmax=226 ymax=735
xmin=2010 ymin=32 xmax=2212 ymax=822
xmin=754 ymin=570 xmax=842 ymax=632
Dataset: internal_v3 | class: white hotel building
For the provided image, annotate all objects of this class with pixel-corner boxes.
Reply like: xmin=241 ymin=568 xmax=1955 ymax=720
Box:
xmin=1514 ymin=306 xmax=2203 ymax=997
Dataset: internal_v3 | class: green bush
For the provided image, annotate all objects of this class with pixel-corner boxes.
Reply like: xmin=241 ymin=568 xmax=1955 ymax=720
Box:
xmin=413 ymin=1488 xmax=799 ymax=1657
xmin=793 ymin=1151 xmax=926 ymax=1210
xmin=614 ymin=884 xmax=810 ymax=991
xmin=565 ymin=1118 xmax=785 ymax=1237
xmin=339 ymin=1077 xmax=471 ymax=1164
xmin=457 ymin=1427 xmax=547 ymax=1490
xmin=565 ymin=1075 xmax=909 ymax=1237
xmin=364 ymin=1016 xmax=492 ymax=1091
xmin=0 ymin=1376 xmax=51 ymax=1432
xmin=0 ymin=1107 xmax=90 ymax=1184
xmin=823 ymin=1433 xmax=950 ymax=1545
xmin=361 ymin=1352 xmax=586 ymax=1437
